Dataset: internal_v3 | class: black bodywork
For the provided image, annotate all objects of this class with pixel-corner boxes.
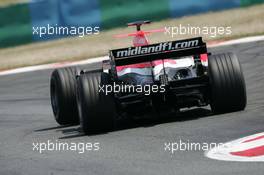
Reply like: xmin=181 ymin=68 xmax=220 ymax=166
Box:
xmin=101 ymin=37 xmax=210 ymax=116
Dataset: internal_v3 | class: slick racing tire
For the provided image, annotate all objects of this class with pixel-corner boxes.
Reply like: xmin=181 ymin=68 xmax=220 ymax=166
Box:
xmin=208 ymin=52 xmax=247 ymax=113
xmin=77 ymin=71 xmax=116 ymax=134
xmin=50 ymin=67 xmax=79 ymax=125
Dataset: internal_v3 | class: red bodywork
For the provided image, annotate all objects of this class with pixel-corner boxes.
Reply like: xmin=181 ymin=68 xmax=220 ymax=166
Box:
xmin=114 ymin=25 xmax=165 ymax=72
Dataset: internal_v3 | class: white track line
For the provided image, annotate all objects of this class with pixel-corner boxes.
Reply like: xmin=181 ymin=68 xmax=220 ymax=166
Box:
xmin=208 ymin=35 xmax=264 ymax=47
xmin=0 ymin=56 xmax=108 ymax=76
xmin=0 ymin=35 xmax=264 ymax=76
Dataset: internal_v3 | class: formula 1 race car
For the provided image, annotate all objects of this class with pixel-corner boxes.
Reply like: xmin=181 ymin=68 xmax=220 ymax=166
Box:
xmin=50 ymin=21 xmax=247 ymax=134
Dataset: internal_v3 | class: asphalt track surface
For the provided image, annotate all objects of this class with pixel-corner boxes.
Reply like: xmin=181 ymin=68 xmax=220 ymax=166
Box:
xmin=0 ymin=41 xmax=263 ymax=175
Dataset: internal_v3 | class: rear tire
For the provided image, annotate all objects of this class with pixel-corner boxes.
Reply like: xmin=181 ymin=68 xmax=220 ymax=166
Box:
xmin=208 ymin=52 xmax=247 ymax=113
xmin=50 ymin=67 xmax=79 ymax=125
xmin=77 ymin=71 xmax=116 ymax=134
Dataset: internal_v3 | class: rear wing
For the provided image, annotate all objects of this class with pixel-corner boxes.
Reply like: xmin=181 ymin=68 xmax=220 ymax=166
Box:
xmin=110 ymin=37 xmax=207 ymax=66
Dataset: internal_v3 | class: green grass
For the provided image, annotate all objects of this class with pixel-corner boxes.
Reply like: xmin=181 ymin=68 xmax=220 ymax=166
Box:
xmin=0 ymin=0 xmax=28 ymax=7
xmin=0 ymin=4 xmax=264 ymax=71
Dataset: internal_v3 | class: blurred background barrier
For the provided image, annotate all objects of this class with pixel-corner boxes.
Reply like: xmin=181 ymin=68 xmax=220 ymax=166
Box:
xmin=0 ymin=0 xmax=264 ymax=48
xmin=0 ymin=3 xmax=32 ymax=48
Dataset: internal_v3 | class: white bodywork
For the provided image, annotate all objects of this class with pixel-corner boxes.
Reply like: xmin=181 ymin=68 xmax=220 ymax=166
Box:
xmin=117 ymin=57 xmax=198 ymax=84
